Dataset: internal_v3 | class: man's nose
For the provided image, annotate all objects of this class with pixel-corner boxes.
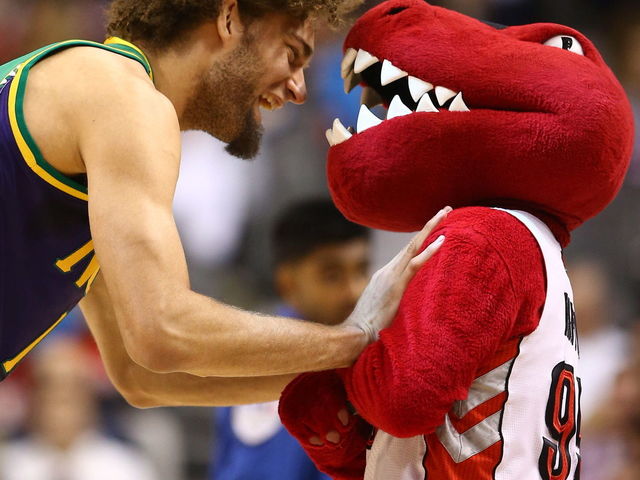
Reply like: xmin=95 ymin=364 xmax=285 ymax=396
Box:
xmin=286 ymin=69 xmax=307 ymax=104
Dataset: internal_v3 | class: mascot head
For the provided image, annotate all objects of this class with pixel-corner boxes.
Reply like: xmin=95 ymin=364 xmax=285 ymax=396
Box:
xmin=325 ymin=0 xmax=634 ymax=245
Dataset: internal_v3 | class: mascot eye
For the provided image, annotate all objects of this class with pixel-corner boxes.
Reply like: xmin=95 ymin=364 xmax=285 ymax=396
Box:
xmin=543 ymin=35 xmax=584 ymax=56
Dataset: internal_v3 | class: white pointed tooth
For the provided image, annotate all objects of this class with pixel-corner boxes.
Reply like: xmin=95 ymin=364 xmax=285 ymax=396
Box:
xmin=416 ymin=93 xmax=439 ymax=113
xmin=435 ymin=86 xmax=457 ymax=106
xmin=354 ymin=49 xmax=379 ymax=74
xmin=357 ymin=104 xmax=383 ymax=133
xmin=448 ymin=92 xmax=470 ymax=112
xmin=332 ymin=118 xmax=353 ymax=144
xmin=380 ymin=59 xmax=408 ymax=86
xmin=343 ymin=70 xmax=361 ymax=94
xmin=387 ymin=95 xmax=412 ymax=120
xmin=325 ymin=128 xmax=336 ymax=147
xmin=408 ymin=76 xmax=433 ymax=103
xmin=341 ymin=48 xmax=358 ymax=79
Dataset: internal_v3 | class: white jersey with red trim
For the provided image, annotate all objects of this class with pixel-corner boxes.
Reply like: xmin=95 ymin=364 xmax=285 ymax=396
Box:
xmin=363 ymin=209 xmax=582 ymax=480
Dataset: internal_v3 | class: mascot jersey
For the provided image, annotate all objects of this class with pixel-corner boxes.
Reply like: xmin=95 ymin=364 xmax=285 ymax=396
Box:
xmin=278 ymin=1 xmax=634 ymax=479
xmin=0 ymin=37 xmax=152 ymax=379
xmin=364 ymin=209 xmax=580 ymax=480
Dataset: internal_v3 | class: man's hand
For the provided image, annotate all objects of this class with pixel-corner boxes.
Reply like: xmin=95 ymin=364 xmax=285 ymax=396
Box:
xmin=344 ymin=207 xmax=451 ymax=343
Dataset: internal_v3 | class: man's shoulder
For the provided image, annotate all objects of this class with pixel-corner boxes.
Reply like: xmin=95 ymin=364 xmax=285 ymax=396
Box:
xmin=43 ymin=45 xmax=150 ymax=85
xmin=34 ymin=45 xmax=170 ymax=119
xmin=24 ymin=44 xmax=179 ymax=178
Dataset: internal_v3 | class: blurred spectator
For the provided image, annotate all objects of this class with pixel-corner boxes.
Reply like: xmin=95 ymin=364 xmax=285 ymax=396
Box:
xmin=270 ymin=199 xmax=371 ymax=326
xmin=617 ymin=15 xmax=640 ymax=186
xmin=569 ymin=258 xmax=629 ymax=423
xmin=19 ymin=0 xmax=104 ymax=52
xmin=0 ymin=372 xmax=29 ymax=436
xmin=210 ymin=199 xmax=371 ymax=480
xmin=0 ymin=0 xmax=30 ymax=61
xmin=0 ymin=0 xmax=105 ymax=62
xmin=117 ymin=406 xmax=186 ymax=480
xmin=0 ymin=336 xmax=157 ymax=480
xmin=580 ymin=327 xmax=640 ymax=480
xmin=175 ymin=132 xmax=256 ymax=271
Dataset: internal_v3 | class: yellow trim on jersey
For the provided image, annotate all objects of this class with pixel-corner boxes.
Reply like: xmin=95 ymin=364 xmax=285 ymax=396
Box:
xmin=2 ymin=312 xmax=68 ymax=374
xmin=56 ymin=240 xmax=101 ymax=293
xmin=104 ymin=36 xmax=154 ymax=82
xmin=6 ymin=38 xmax=153 ymax=202
xmin=7 ymin=41 xmax=90 ymax=201
xmin=85 ymin=266 xmax=101 ymax=294
xmin=56 ymin=240 xmax=95 ymax=272
xmin=76 ymin=255 xmax=100 ymax=291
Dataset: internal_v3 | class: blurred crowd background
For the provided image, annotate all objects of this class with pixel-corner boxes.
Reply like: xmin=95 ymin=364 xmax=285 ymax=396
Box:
xmin=1 ymin=0 xmax=640 ymax=479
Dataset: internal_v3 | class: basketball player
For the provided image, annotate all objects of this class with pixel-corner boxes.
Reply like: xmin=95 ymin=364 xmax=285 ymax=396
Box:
xmin=0 ymin=0 xmax=449 ymax=406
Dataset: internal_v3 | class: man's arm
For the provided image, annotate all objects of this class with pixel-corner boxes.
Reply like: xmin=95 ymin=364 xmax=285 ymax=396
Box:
xmin=80 ymin=72 xmax=361 ymax=377
xmin=80 ymin=274 xmax=296 ymax=408
xmin=68 ymin=55 xmax=448 ymax=378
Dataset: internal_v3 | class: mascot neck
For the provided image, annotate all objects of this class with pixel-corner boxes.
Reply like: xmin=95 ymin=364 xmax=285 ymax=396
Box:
xmin=484 ymin=201 xmax=571 ymax=247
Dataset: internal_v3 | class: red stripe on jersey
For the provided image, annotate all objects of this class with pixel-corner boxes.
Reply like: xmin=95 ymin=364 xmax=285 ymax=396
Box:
xmin=449 ymin=391 xmax=507 ymax=433
xmin=421 ymin=340 xmax=520 ymax=478
xmin=423 ymin=435 xmax=503 ymax=479
xmin=475 ymin=338 xmax=520 ymax=377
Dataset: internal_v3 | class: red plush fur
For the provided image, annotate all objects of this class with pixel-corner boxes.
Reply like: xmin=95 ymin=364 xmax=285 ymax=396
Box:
xmin=278 ymin=370 xmax=372 ymax=480
xmin=279 ymin=1 xmax=634 ymax=478
xmin=280 ymin=209 xmax=547 ymax=477
xmin=328 ymin=0 xmax=633 ymax=237
xmin=337 ymin=208 xmax=546 ymax=437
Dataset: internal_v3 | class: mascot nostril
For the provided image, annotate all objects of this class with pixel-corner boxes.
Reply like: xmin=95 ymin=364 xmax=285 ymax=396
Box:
xmin=386 ymin=6 xmax=409 ymax=15
xmin=280 ymin=1 xmax=634 ymax=479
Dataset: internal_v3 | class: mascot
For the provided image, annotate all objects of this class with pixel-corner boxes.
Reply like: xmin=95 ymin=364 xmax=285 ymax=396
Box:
xmin=278 ymin=1 xmax=635 ymax=479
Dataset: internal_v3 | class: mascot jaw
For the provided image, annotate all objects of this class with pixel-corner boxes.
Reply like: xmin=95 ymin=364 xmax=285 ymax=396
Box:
xmin=325 ymin=48 xmax=471 ymax=147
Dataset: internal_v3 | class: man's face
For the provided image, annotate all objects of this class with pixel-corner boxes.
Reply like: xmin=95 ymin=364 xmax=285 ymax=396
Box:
xmin=182 ymin=13 xmax=314 ymax=159
xmin=277 ymin=238 xmax=371 ymax=326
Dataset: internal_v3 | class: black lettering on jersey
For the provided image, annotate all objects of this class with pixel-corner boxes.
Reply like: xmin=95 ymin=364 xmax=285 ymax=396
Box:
xmin=576 ymin=377 xmax=582 ymax=478
xmin=539 ymin=362 xmax=581 ymax=480
xmin=564 ymin=293 xmax=580 ymax=354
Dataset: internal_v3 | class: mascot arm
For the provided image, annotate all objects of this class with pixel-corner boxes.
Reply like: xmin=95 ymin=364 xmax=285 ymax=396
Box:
xmin=339 ymin=217 xmax=543 ymax=438
xmin=279 ymin=370 xmax=371 ymax=480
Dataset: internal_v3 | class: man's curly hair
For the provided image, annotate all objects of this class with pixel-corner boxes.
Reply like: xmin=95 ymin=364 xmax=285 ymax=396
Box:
xmin=106 ymin=0 xmax=363 ymax=49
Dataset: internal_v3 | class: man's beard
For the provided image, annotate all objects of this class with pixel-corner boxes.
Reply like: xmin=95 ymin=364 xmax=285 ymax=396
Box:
xmin=182 ymin=38 xmax=264 ymax=159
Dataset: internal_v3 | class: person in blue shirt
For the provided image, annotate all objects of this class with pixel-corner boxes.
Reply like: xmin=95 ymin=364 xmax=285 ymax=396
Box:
xmin=211 ymin=198 xmax=371 ymax=480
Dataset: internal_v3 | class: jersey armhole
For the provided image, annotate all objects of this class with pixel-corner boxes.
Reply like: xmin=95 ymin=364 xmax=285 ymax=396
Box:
xmin=5 ymin=39 xmax=154 ymax=201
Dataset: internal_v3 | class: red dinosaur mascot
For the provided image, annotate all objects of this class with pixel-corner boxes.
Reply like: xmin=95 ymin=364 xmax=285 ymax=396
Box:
xmin=278 ymin=1 xmax=634 ymax=479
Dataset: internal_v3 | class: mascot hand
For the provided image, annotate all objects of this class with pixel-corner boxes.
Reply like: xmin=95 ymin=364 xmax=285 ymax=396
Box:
xmin=279 ymin=370 xmax=372 ymax=480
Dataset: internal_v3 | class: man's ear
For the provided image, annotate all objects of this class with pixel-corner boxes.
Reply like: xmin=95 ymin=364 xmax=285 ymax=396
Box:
xmin=216 ymin=0 xmax=244 ymax=47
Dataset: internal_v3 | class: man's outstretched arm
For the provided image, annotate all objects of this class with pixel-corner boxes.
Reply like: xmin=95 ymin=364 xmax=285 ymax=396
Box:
xmin=80 ymin=275 xmax=296 ymax=408
xmin=74 ymin=57 xmax=447 ymax=378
